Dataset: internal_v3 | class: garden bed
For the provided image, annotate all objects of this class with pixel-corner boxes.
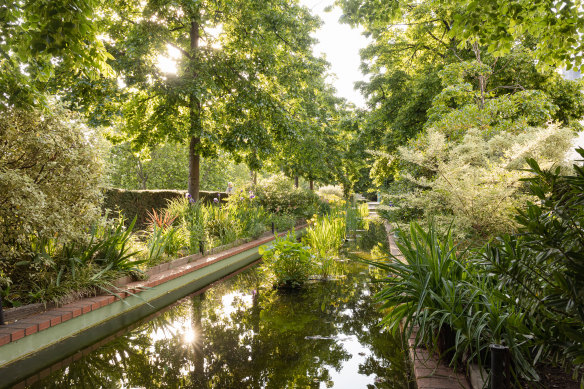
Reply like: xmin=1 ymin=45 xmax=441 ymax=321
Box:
xmin=386 ymin=225 xmax=581 ymax=389
xmin=2 ymin=235 xmax=275 ymax=325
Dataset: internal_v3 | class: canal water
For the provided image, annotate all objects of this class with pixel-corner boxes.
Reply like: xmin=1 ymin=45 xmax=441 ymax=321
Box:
xmin=18 ymin=252 xmax=412 ymax=388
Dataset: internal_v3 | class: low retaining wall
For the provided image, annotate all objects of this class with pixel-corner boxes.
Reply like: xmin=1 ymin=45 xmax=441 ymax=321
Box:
xmin=0 ymin=227 xmax=305 ymax=387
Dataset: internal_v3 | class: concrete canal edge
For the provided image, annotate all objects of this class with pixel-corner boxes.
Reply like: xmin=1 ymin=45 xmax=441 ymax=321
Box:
xmin=0 ymin=227 xmax=305 ymax=387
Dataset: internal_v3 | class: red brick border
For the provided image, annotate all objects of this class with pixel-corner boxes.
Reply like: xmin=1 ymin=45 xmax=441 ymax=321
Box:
xmin=0 ymin=226 xmax=305 ymax=350
xmin=407 ymin=333 xmax=470 ymax=389
xmin=386 ymin=220 xmax=471 ymax=389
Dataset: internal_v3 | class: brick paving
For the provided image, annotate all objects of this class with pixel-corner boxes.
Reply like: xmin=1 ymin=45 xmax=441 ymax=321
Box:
xmin=408 ymin=337 xmax=471 ymax=389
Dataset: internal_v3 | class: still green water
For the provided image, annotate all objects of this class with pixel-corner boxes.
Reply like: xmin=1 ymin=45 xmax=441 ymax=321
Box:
xmin=22 ymin=255 xmax=412 ymax=388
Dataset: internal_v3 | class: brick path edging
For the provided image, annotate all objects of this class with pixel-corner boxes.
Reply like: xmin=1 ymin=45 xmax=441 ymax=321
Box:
xmin=0 ymin=226 xmax=306 ymax=349
xmin=384 ymin=221 xmax=471 ymax=389
xmin=406 ymin=329 xmax=471 ymax=389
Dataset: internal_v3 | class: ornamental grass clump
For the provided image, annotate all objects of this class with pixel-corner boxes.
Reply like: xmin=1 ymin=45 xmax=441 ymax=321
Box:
xmin=165 ymin=197 xmax=205 ymax=254
xmin=144 ymin=209 xmax=188 ymax=266
xmin=204 ymin=203 xmax=240 ymax=247
xmin=2 ymin=215 xmax=144 ymax=306
xmin=225 ymin=191 xmax=268 ymax=239
xmin=368 ymin=219 xmax=559 ymax=384
xmin=303 ymin=213 xmax=346 ymax=279
xmin=259 ymin=233 xmax=314 ymax=289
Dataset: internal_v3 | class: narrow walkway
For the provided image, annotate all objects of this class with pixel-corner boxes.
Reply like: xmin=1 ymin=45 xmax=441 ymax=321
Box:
xmin=367 ymin=201 xmax=380 ymax=218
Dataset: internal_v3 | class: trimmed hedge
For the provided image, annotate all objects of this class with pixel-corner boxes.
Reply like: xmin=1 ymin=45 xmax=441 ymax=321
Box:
xmin=103 ymin=189 xmax=227 ymax=228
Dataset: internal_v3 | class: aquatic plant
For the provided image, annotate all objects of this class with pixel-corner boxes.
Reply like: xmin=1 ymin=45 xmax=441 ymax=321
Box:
xmin=304 ymin=215 xmax=345 ymax=258
xmin=259 ymin=233 xmax=314 ymax=288
xmin=303 ymin=214 xmax=346 ymax=279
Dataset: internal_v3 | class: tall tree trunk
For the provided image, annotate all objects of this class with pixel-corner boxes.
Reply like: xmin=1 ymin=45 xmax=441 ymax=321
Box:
xmin=252 ymin=171 xmax=257 ymax=186
xmin=189 ymin=136 xmax=200 ymax=198
xmin=188 ymin=17 xmax=201 ymax=201
xmin=309 ymin=179 xmax=314 ymax=191
xmin=294 ymin=176 xmax=299 ymax=188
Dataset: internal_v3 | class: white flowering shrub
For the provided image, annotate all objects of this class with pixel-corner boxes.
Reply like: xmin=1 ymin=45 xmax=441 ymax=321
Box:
xmin=387 ymin=123 xmax=575 ymax=239
xmin=0 ymin=107 xmax=104 ymax=277
xmin=317 ymin=185 xmax=344 ymax=198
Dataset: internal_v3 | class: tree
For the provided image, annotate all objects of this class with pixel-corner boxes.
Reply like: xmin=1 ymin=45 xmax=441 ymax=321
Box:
xmin=51 ymin=0 xmax=330 ymax=201
xmin=338 ymin=0 xmax=584 ymax=194
xmin=0 ymin=0 xmax=114 ymax=109
xmin=337 ymin=0 xmax=474 ymax=155
xmin=275 ymin=82 xmax=347 ymax=189
xmin=443 ymin=0 xmax=584 ymax=69
xmin=338 ymin=0 xmax=584 ymax=70
xmin=338 ymin=0 xmax=584 ymax=148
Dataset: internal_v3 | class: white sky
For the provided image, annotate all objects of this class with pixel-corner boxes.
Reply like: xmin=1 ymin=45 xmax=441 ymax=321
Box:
xmin=300 ymin=0 xmax=370 ymax=107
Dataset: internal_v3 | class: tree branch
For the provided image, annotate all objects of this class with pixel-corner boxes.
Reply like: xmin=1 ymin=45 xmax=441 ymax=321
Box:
xmin=486 ymin=84 xmax=525 ymax=93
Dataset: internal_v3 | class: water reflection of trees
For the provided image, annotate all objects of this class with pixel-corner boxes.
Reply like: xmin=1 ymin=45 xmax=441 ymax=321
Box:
xmin=29 ymin=262 xmax=411 ymax=388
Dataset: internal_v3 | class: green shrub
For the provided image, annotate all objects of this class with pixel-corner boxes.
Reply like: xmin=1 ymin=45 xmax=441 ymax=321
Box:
xmin=384 ymin=121 xmax=575 ymax=240
xmin=253 ymin=173 xmax=320 ymax=220
xmin=225 ymin=192 xmax=268 ymax=239
xmin=269 ymin=212 xmax=296 ymax=232
xmin=259 ymin=233 xmax=314 ymax=288
xmin=317 ymin=185 xmax=344 ymax=198
xmin=479 ymin=153 xmax=584 ymax=380
xmin=0 ymin=106 xmax=103 ymax=284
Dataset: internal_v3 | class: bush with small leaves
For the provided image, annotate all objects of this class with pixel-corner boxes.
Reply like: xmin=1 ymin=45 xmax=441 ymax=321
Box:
xmin=0 ymin=106 xmax=104 ymax=287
